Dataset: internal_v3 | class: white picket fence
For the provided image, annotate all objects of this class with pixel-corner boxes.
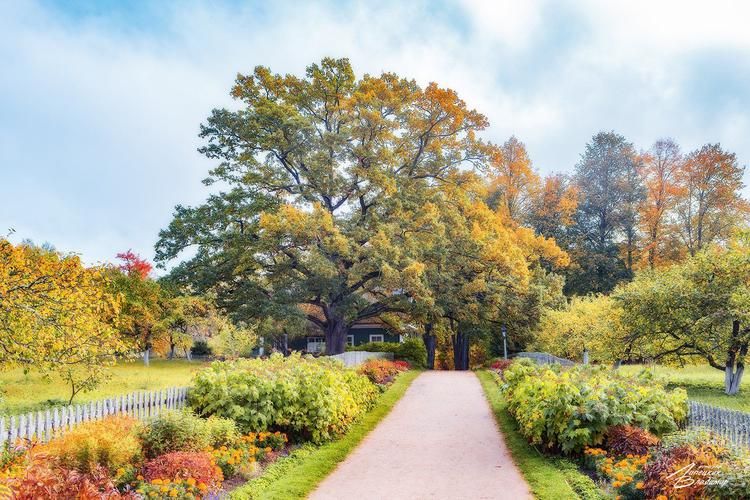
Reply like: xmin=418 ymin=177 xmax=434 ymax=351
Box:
xmin=329 ymin=351 xmax=393 ymax=367
xmin=687 ymin=400 xmax=750 ymax=448
xmin=0 ymin=387 xmax=189 ymax=445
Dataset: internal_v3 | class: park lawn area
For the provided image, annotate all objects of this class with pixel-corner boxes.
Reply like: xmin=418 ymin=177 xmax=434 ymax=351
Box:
xmin=618 ymin=364 xmax=750 ymax=412
xmin=230 ymin=370 xmax=420 ymax=500
xmin=477 ymin=371 xmax=604 ymax=500
xmin=0 ymin=359 xmax=209 ymax=415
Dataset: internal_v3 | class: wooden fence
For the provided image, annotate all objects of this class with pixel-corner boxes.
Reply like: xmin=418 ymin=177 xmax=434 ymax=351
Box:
xmin=514 ymin=351 xmax=575 ymax=366
xmin=686 ymin=400 xmax=750 ymax=448
xmin=329 ymin=351 xmax=393 ymax=367
xmin=0 ymin=387 xmax=188 ymax=445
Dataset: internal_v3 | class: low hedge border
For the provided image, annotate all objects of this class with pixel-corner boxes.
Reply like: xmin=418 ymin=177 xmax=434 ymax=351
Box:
xmin=477 ymin=370 xmax=605 ymax=500
xmin=230 ymin=370 xmax=420 ymax=499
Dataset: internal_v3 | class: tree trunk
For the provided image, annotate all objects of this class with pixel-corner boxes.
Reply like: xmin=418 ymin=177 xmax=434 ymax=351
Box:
xmin=726 ymin=364 xmax=744 ymax=395
xmin=143 ymin=348 xmax=150 ymax=366
xmin=324 ymin=319 xmax=348 ymax=355
xmin=423 ymin=323 xmax=436 ymax=370
xmin=452 ymin=331 xmax=469 ymax=371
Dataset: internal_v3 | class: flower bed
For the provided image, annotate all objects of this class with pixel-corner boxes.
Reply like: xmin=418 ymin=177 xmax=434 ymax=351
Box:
xmin=499 ymin=359 xmax=750 ymax=499
xmin=0 ymin=353 xmax=404 ymax=497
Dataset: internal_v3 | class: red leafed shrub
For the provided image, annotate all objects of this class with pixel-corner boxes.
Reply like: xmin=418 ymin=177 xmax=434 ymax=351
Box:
xmin=358 ymin=359 xmax=402 ymax=385
xmin=605 ymin=425 xmax=659 ymax=456
xmin=143 ymin=451 xmax=223 ymax=488
xmin=642 ymin=444 xmax=720 ymax=500
xmin=393 ymin=360 xmax=411 ymax=371
xmin=5 ymin=455 xmax=127 ymax=500
xmin=490 ymin=359 xmax=513 ymax=371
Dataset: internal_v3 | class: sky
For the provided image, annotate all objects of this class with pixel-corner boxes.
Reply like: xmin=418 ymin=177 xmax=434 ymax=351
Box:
xmin=2 ymin=0 xmax=750 ymax=267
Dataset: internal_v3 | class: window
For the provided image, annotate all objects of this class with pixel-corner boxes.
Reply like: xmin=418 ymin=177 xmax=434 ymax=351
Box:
xmin=347 ymin=335 xmax=354 ymax=347
xmin=369 ymin=334 xmax=384 ymax=343
xmin=306 ymin=337 xmax=325 ymax=353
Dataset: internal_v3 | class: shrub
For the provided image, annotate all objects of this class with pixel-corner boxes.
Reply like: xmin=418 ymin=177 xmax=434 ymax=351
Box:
xmin=642 ymin=444 xmax=719 ymax=499
xmin=140 ymin=410 xmax=238 ymax=458
xmin=4 ymin=456 xmax=121 ymax=499
xmin=143 ymin=451 xmax=222 ymax=489
xmin=502 ymin=359 xmax=687 ymax=453
xmin=191 ymin=340 xmax=212 ymax=356
xmin=489 ymin=358 xmax=512 ymax=371
xmin=347 ymin=338 xmax=427 ymax=368
xmin=393 ymin=360 xmax=411 ymax=371
xmin=605 ymin=426 xmax=659 ymax=457
xmin=43 ymin=416 xmax=142 ymax=473
xmin=189 ymin=353 xmax=378 ymax=443
xmin=208 ymin=431 xmax=287 ymax=478
xmin=134 ymin=476 xmax=212 ymax=499
xmin=358 ymin=359 xmax=403 ymax=385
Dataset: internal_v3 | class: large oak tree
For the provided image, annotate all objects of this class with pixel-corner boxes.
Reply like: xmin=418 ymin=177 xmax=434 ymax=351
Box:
xmin=156 ymin=58 xmax=490 ymax=354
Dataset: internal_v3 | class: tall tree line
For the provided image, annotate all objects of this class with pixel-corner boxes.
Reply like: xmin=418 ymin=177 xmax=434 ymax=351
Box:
xmin=486 ymin=132 xmax=748 ymax=296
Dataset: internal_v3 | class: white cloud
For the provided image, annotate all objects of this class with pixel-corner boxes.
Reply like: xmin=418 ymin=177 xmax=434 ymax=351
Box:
xmin=1 ymin=0 xmax=749 ymax=265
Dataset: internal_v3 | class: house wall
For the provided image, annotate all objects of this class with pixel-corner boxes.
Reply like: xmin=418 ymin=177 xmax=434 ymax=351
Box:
xmin=288 ymin=325 xmax=399 ymax=353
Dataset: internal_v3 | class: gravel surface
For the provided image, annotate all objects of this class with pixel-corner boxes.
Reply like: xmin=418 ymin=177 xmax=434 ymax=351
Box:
xmin=309 ymin=371 xmax=531 ymax=500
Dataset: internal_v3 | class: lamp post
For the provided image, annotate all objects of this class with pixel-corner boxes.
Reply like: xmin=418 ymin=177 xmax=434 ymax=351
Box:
xmin=501 ymin=324 xmax=507 ymax=360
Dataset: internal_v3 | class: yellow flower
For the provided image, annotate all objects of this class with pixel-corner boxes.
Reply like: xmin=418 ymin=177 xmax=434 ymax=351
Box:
xmin=187 ymin=478 xmax=196 ymax=486
xmin=198 ymin=482 xmax=208 ymax=492
xmin=169 ymin=490 xmax=178 ymax=498
xmin=636 ymin=482 xmax=644 ymax=490
xmin=613 ymin=481 xmax=621 ymax=488
xmin=151 ymin=479 xmax=162 ymax=485
xmin=160 ymin=486 xmax=169 ymax=493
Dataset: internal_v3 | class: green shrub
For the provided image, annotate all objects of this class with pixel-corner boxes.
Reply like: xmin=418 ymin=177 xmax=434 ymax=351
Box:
xmin=189 ymin=353 xmax=378 ymax=443
xmin=347 ymin=338 xmax=427 ymax=368
xmin=140 ymin=410 xmax=238 ymax=458
xmin=502 ymin=359 xmax=688 ymax=454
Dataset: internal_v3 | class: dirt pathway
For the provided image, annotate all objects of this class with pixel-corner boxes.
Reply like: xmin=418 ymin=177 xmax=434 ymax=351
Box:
xmin=309 ymin=371 xmax=531 ymax=500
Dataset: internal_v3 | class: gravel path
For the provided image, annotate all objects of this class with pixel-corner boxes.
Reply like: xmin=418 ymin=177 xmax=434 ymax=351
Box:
xmin=309 ymin=371 xmax=531 ymax=500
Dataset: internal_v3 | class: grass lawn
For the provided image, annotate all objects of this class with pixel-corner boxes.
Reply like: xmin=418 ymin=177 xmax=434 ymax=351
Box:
xmin=477 ymin=371 xmax=605 ymax=500
xmin=0 ymin=359 xmax=209 ymax=415
xmin=230 ymin=370 xmax=420 ymax=500
xmin=617 ymin=364 xmax=750 ymax=412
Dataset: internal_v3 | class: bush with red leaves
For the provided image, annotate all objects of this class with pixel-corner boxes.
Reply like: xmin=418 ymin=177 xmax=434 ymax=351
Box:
xmin=358 ymin=359 xmax=404 ymax=385
xmin=5 ymin=455 xmax=128 ymax=500
xmin=143 ymin=451 xmax=223 ymax=489
xmin=605 ymin=425 xmax=659 ymax=456
xmin=642 ymin=444 xmax=720 ymax=500
xmin=392 ymin=360 xmax=411 ymax=371
xmin=490 ymin=359 xmax=513 ymax=371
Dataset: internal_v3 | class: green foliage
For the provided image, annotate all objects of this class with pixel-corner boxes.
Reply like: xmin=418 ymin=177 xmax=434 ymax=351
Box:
xmin=189 ymin=353 xmax=378 ymax=444
xmin=531 ymin=294 xmax=623 ymax=363
xmin=502 ymin=359 xmax=687 ymax=454
xmin=347 ymin=338 xmax=427 ymax=368
xmin=477 ymin=371 xmax=585 ymax=500
xmin=616 ymin=234 xmax=750 ymax=395
xmin=140 ymin=410 xmax=238 ymax=458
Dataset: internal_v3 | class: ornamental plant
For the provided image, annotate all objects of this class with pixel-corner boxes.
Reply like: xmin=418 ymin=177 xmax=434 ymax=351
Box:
xmin=358 ymin=359 xmax=407 ymax=385
xmin=605 ymin=426 xmax=659 ymax=457
xmin=42 ymin=416 xmax=143 ymax=473
xmin=189 ymin=353 xmax=378 ymax=443
xmin=140 ymin=410 xmax=238 ymax=458
xmin=134 ymin=476 xmax=211 ymax=499
xmin=143 ymin=451 xmax=222 ymax=490
xmin=502 ymin=359 xmax=687 ymax=453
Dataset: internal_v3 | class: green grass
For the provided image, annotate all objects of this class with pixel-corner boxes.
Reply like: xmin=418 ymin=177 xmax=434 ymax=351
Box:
xmin=0 ymin=359 xmax=209 ymax=414
xmin=617 ymin=364 xmax=750 ymax=412
xmin=477 ymin=370 xmax=605 ymax=500
xmin=230 ymin=370 xmax=420 ymax=500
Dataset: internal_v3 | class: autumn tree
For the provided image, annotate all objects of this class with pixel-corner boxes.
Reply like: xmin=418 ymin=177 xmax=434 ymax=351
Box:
xmin=158 ymin=295 xmax=212 ymax=359
xmin=639 ymin=139 xmax=683 ymax=268
xmin=413 ymin=179 xmax=568 ymax=369
xmin=531 ymin=294 xmax=624 ymax=364
xmin=675 ymin=143 xmax=747 ymax=256
xmin=616 ymin=233 xmax=750 ymax=395
xmin=156 ymin=58 xmax=490 ymax=354
xmin=527 ymin=173 xmax=578 ymax=243
xmin=0 ymin=240 xmax=127 ymax=403
xmin=486 ymin=136 xmax=540 ymax=223
xmin=110 ymin=251 xmax=164 ymax=365
xmin=567 ymin=131 xmax=644 ymax=294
